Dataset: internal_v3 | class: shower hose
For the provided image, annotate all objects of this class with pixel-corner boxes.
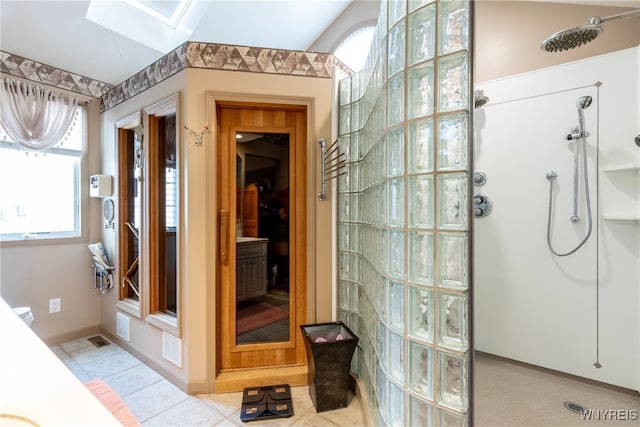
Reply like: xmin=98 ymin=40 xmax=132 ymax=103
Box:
xmin=546 ymin=137 xmax=593 ymax=256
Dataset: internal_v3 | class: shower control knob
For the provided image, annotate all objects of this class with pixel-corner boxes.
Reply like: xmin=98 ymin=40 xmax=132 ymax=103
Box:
xmin=473 ymin=171 xmax=487 ymax=186
xmin=473 ymin=195 xmax=492 ymax=218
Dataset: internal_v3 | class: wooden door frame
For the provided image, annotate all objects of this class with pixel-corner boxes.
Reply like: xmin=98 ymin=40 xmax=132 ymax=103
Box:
xmin=205 ymin=92 xmax=317 ymax=393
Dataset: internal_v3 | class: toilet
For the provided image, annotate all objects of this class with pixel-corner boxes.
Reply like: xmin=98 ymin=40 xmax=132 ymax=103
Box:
xmin=13 ymin=306 xmax=34 ymax=327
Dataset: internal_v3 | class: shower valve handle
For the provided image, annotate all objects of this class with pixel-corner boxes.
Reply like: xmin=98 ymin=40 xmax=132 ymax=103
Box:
xmin=473 ymin=195 xmax=492 ymax=218
xmin=567 ymin=126 xmax=590 ymax=140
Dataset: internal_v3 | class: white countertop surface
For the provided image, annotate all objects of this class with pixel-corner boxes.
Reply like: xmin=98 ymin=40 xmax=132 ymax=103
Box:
xmin=0 ymin=298 xmax=121 ymax=426
xmin=236 ymin=237 xmax=268 ymax=243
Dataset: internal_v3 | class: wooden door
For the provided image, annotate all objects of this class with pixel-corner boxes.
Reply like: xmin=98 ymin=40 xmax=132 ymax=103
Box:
xmin=216 ymin=101 xmax=307 ymax=391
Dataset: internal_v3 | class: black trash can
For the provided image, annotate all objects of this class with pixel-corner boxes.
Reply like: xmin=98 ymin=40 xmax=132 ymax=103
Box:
xmin=300 ymin=321 xmax=359 ymax=413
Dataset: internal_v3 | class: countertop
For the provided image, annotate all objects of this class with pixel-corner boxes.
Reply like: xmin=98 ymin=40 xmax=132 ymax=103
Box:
xmin=236 ymin=237 xmax=268 ymax=244
xmin=0 ymin=297 xmax=121 ymax=426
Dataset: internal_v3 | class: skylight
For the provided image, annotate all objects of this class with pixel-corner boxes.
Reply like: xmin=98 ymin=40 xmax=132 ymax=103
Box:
xmin=126 ymin=0 xmax=191 ymax=28
xmin=86 ymin=0 xmax=206 ymax=53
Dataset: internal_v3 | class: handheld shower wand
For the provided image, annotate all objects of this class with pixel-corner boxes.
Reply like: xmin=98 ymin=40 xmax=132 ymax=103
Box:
xmin=567 ymin=96 xmax=593 ymax=141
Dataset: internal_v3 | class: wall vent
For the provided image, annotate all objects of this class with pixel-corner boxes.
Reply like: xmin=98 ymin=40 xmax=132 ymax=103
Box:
xmin=162 ymin=331 xmax=182 ymax=367
xmin=116 ymin=312 xmax=130 ymax=342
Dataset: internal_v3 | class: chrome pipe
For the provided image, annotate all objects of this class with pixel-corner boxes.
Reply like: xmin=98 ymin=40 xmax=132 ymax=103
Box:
xmin=572 ymin=138 xmax=580 ymax=223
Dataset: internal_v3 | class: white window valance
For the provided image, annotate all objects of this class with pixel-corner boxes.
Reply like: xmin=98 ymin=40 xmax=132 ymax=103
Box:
xmin=0 ymin=78 xmax=79 ymax=152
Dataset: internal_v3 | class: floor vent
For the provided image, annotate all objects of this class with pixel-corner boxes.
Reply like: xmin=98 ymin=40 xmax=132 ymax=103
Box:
xmin=88 ymin=335 xmax=110 ymax=348
xmin=563 ymin=401 xmax=588 ymax=415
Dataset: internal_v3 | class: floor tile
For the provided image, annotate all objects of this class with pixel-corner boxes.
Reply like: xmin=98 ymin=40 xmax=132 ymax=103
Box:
xmin=103 ymin=363 xmax=164 ymax=398
xmin=67 ymin=340 xmax=124 ymax=366
xmin=291 ymin=411 xmax=340 ymax=426
xmin=289 ymin=386 xmax=315 ymax=413
xmin=59 ymin=357 xmax=92 ymax=383
xmin=124 ymin=380 xmax=190 ymax=422
xmin=60 ymin=336 xmax=96 ymax=353
xmin=315 ymin=397 xmax=365 ymax=427
xmin=143 ymin=396 xmax=225 ymax=426
xmin=213 ymin=418 xmax=240 ymax=427
xmin=81 ymin=350 xmax=141 ymax=379
xmin=49 ymin=344 xmax=66 ymax=357
xmin=198 ymin=391 xmax=244 ymax=417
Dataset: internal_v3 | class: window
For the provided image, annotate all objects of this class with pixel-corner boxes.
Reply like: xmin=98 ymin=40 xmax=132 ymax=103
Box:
xmin=334 ymin=26 xmax=375 ymax=72
xmin=0 ymin=108 xmax=84 ymax=242
xmin=148 ymin=112 xmax=178 ymax=319
xmin=117 ymin=124 xmax=142 ymax=306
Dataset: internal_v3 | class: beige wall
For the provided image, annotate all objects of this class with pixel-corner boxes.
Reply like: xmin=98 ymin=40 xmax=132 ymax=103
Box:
xmin=0 ymin=98 xmax=104 ymax=343
xmin=188 ymin=68 xmax=335 ymax=391
xmin=475 ymin=1 xmax=640 ymax=83
xmin=98 ymin=72 xmax=189 ymax=387
xmin=98 ymin=67 xmax=334 ymax=393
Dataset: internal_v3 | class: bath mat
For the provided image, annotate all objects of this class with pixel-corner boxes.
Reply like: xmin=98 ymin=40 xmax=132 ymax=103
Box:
xmin=85 ymin=379 xmax=141 ymax=427
xmin=236 ymin=302 xmax=289 ymax=335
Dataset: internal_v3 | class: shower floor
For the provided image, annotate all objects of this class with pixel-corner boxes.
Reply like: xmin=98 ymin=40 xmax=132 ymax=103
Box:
xmin=474 ymin=352 xmax=640 ymax=426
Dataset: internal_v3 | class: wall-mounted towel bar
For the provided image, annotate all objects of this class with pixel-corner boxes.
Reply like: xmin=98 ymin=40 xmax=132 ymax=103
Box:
xmin=317 ymin=138 xmax=346 ymax=201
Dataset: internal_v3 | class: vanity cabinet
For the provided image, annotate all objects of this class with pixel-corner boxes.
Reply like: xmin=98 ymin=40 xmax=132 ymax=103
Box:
xmin=236 ymin=238 xmax=268 ymax=302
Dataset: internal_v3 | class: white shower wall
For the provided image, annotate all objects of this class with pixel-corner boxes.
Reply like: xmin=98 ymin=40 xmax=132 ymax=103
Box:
xmin=474 ymin=47 xmax=640 ymax=392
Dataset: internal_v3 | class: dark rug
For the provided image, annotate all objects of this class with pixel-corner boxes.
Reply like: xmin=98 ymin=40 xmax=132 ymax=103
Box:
xmin=237 ymin=302 xmax=289 ymax=335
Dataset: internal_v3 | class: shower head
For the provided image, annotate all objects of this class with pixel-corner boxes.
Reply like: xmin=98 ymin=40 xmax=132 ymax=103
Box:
xmin=541 ymin=9 xmax=640 ymax=53
xmin=541 ymin=24 xmax=602 ymax=53
xmin=577 ymin=96 xmax=592 ymax=110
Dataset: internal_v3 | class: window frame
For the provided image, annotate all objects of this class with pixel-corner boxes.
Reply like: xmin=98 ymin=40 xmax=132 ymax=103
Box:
xmin=144 ymin=93 xmax=181 ymax=337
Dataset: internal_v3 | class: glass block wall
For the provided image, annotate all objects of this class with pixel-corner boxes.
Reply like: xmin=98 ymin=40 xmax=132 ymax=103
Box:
xmin=337 ymin=0 xmax=471 ymax=425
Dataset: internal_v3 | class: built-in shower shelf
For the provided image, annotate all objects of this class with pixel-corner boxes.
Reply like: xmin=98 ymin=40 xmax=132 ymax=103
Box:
xmin=603 ymin=164 xmax=640 ymax=175
xmin=603 ymin=215 xmax=640 ymax=223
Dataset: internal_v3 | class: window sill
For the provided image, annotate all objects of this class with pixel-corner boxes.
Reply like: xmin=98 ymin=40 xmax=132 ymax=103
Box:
xmin=0 ymin=235 xmax=85 ymax=247
xmin=146 ymin=312 xmax=179 ymax=337
xmin=116 ymin=299 xmax=141 ymax=319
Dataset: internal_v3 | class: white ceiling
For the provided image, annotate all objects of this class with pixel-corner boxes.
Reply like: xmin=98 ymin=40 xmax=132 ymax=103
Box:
xmin=1 ymin=1 xmax=637 ymax=87
xmin=0 ymin=0 xmax=353 ymax=86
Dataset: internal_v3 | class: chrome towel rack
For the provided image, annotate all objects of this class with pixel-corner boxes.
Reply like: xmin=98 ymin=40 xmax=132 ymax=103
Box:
xmin=317 ymin=138 xmax=346 ymax=201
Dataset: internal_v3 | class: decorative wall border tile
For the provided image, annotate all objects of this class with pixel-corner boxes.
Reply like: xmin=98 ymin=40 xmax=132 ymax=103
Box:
xmin=0 ymin=51 xmax=112 ymax=99
xmin=3 ymin=41 xmax=347 ymax=113
xmin=100 ymin=43 xmax=188 ymax=111
xmin=101 ymin=42 xmax=341 ymax=111
xmin=185 ymin=42 xmax=337 ymax=77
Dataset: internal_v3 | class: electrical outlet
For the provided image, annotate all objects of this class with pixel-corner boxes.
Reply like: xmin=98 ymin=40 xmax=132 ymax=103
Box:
xmin=49 ymin=298 xmax=61 ymax=314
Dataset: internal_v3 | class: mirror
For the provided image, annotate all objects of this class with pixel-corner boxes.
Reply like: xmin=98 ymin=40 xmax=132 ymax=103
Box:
xmin=235 ymin=132 xmax=290 ymax=344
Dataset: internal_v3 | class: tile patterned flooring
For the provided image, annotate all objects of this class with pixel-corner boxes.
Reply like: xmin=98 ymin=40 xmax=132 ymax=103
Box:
xmin=50 ymin=335 xmax=365 ymax=427
xmin=51 ymin=335 xmax=640 ymax=426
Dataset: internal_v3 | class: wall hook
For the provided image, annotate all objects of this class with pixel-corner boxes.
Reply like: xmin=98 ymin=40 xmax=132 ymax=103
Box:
xmin=184 ymin=125 xmax=208 ymax=145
